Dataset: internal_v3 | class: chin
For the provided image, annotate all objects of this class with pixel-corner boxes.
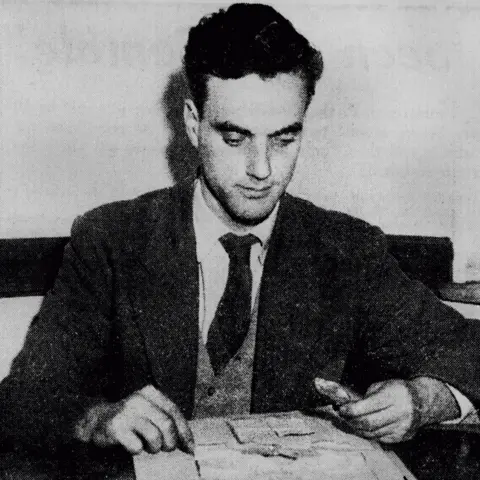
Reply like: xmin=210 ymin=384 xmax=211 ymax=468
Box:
xmin=228 ymin=206 xmax=275 ymax=226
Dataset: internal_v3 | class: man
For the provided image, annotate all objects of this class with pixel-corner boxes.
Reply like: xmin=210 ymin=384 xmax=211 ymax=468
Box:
xmin=1 ymin=2 xmax=479 ymax=462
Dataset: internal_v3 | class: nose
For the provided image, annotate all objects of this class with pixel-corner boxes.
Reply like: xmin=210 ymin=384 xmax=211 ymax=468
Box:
xmin=246 ymin=138 xmax=271 ymax=180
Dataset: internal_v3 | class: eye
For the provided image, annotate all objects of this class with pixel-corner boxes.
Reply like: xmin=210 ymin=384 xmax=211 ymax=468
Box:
xmin=222 ymin=133 xmax=246 ymax=147
xmin=272 ymin=134 xmax=298 ymax=148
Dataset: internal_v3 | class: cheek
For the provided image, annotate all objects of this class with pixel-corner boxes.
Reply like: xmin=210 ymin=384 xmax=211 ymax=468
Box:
xmin=201 ymin=137 xmax=246 ymax=177
xmin=272 ymin=148 xmax=299 ymax=181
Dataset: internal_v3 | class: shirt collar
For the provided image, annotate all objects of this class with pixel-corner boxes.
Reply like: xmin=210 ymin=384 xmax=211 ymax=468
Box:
xmin=193 ymin=179 xmax=279 ymax=263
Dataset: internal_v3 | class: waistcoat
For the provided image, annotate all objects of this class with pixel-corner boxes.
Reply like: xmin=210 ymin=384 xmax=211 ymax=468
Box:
xmin=192 ymin=310 xmax=258 ymax=419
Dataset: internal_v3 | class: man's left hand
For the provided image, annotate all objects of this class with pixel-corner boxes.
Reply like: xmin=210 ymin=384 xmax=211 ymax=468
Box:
xmin=326 ymin=377 xmax=461 ymax=444
xmin=336 ymin=379 xmax=418 ymax=443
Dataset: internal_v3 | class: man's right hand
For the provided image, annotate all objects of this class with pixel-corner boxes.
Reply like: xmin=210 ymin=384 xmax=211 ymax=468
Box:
xmin=74 ymin=385 xmax=194 ymax=455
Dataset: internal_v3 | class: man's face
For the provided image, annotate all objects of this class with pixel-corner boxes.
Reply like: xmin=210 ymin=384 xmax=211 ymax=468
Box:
xmin=185 ymin=73 xmax=309 ymax=225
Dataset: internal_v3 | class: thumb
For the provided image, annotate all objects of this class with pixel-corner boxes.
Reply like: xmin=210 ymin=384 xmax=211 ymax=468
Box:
xmin=365 ymin=381 xmax=386 ymax=397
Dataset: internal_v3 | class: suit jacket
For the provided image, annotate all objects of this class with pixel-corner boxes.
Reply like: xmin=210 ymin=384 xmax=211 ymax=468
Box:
xmin=1 ymin=179 xmax=480 ymax=455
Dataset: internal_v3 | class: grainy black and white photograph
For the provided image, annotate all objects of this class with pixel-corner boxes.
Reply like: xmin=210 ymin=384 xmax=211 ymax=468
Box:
xmin=1 ymin=1 xmax=480 ymax=479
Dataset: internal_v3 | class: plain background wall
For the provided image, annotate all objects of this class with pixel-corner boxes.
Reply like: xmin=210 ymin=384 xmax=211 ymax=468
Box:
xmin=2 ymin=1 xmax=480 ymax=279
xmin=1 ymin=1 xmax=480 ymax=375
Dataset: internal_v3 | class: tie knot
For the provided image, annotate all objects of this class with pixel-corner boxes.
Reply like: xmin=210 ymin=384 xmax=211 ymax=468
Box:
xmin=219 ymin=233 xmax=259 ymax=263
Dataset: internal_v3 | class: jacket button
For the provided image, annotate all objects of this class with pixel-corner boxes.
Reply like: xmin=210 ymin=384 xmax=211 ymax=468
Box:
xmin=207 ymin=386 xmax=216 ymax=396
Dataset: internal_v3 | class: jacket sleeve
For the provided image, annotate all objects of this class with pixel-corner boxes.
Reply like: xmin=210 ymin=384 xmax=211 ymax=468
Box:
xmin=0 ymin=214 xmax=116 ymax=454
xmin=343 ymin=228 xmax=480 ymax=410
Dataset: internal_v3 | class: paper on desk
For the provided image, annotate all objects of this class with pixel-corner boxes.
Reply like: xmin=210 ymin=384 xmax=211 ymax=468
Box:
xmin=227 ymin=417 xmax=277 ymax=444
xmin=134 ymin=412 xmax=411 ymax=480
xmin=191 ymin=413 xmax=316 ymax=447
xmin=191 ymin=417 xmax=234 ymax=446
xmin=195 ymin=447 xmax=385 ymax=480
xmin=195 ymin=411 xmax=375 ymax=451
xmin=133 ymin=447 xmax=393 ymax=480
xmin=226 ymin=412 xmax=316 ymax=444
xmin=265 ymin=414 xmax=315 ymax=437
xmin=133 ymin=449 xmax=199 ymax=480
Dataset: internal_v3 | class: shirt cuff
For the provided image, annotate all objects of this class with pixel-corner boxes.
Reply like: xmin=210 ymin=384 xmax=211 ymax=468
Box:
xmin=442 ymin=384 xmax=475 ymax=424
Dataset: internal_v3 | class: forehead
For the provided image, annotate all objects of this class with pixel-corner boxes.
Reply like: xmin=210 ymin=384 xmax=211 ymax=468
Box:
xmin=202 ymin=73 xmax=308 ymax=133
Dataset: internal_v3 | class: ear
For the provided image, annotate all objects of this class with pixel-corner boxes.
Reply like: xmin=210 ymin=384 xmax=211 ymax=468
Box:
xmin=184 ymin=99 xmax=200 ymax=148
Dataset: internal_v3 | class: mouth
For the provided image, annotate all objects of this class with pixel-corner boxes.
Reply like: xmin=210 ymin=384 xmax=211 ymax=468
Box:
xmin=238 ymin=185 xmax=272 ymax=199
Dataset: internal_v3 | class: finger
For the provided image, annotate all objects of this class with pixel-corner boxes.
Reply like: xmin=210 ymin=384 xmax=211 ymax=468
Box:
xmin=339 ymin=392 xmax=393 ymax=418
xmin=314 ymin=378 xmax=350 ymax=403
xmin=140 ymin=386 xmax=195 ymax=453
xmin=375 ymin=427 xmax=414 ymax=444
xmin=353 ymin=414 xmax=413 ymax=443
xmin=378 ymin=435 xmax=402 ymax=444
xmin=126 ymin=398 xmax=179 ymax=451
xmin=136 ymin=391 xmax=184 ymax=451
xmin=154 ymin=415 xmax=177 ymax=452
xmin=365 ymin=382 xmax=385 ymax=396
xmin=115 ymin=430 xmax=144 ymax=454
xmin=163 ymin=403 xmax=194 ymax=454
xmin=345 ymin=407 xmax=400 ymax=432
xmin=102 ymin=417 xmax=143 ymax=455
xmin=314 ymin=378 xmax=360 ymax=405
xmin=357 ymin=422 xmax=398 ymax=440
xmin=102 ymin=413 xmax=145 ymax=454
xmin=143 ymin=407 xmax=178 ymax=452
xmin=133 ymin=417 xmax=164 ymax=454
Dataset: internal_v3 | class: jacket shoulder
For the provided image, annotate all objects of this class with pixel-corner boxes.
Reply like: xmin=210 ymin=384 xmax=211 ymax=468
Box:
xmin=70 ymin=187 xmax=175 ymax=245
xmin=286 ymin=194 xmax=387 ymax=259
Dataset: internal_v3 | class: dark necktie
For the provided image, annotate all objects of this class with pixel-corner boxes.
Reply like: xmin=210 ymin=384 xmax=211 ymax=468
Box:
xmin=206 ymin=233 xmax=259 ymax=376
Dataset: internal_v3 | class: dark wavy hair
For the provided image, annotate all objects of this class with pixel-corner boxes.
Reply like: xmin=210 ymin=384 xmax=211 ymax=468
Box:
xmin=183 ymin=3 xmax=323 ymax=115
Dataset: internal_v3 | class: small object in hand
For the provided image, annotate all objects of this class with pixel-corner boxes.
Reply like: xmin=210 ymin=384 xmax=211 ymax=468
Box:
xmin=315 ymin=378 xmax=362 ymax=407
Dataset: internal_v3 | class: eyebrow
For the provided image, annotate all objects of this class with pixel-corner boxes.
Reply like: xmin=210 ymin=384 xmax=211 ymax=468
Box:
xmin=269 ymin=122 xmax=303 ymax=137
xmin=211 ymin=121 xmax=303 ymax=137
xmin=212 ymin=121 xmax=252 ymax=136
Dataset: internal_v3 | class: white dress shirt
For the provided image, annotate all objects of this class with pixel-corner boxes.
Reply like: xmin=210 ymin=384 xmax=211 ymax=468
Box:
xmin=191 ymin=178 xmax=473 ymax=421
xmin=193 ymin=179 xmax=278 ymax=344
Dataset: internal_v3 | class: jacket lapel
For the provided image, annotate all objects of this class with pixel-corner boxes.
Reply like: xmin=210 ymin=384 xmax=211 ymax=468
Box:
xmin=126 ymin=181 xmax=199 ymax=418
